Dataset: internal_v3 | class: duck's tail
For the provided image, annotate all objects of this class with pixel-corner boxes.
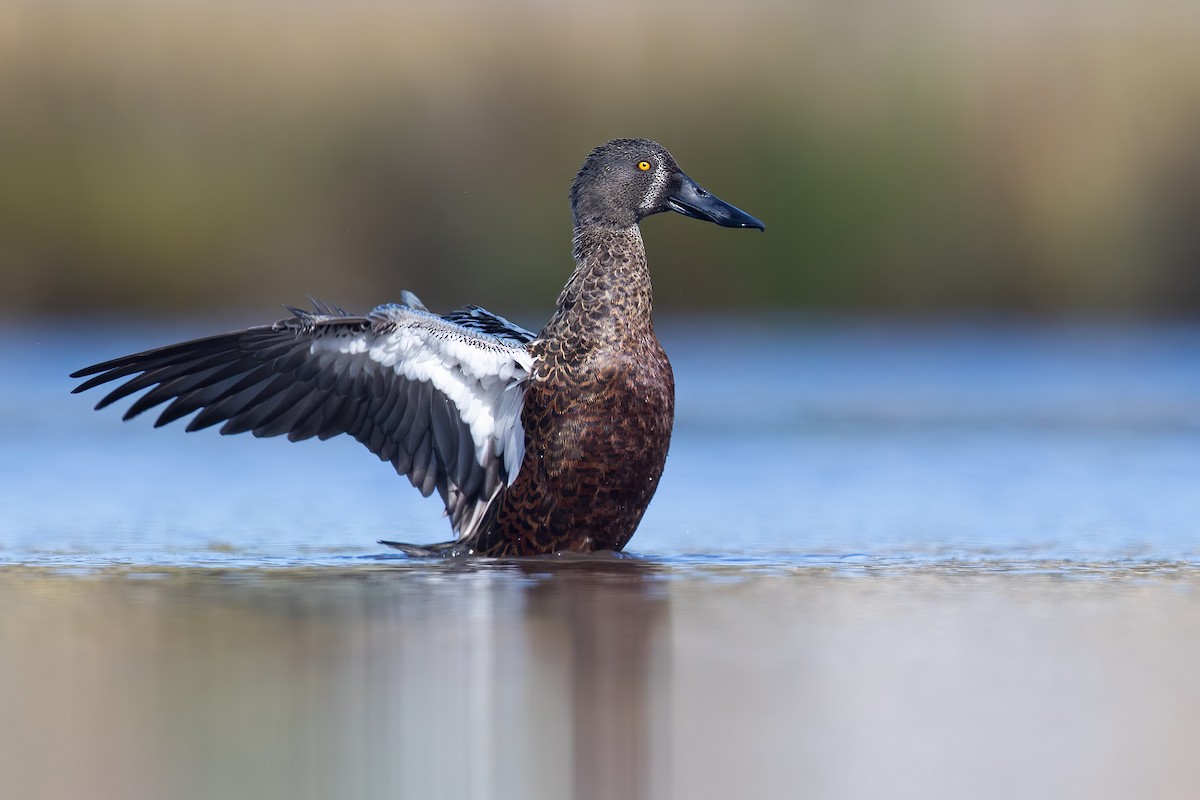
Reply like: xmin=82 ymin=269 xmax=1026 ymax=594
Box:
xmin=378 ymin=538 xmax=474 ymax=558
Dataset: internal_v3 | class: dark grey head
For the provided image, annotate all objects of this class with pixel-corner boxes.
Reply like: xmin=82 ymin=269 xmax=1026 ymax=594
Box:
xmin=569 ymin=138 xmax=765 ymax=232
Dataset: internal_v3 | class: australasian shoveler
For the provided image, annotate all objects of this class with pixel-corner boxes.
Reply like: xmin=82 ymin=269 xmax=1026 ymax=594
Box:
xmin=72 ymin=138 xmax=765 ymax=556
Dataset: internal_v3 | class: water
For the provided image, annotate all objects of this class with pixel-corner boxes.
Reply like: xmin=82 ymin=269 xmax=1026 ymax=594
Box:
xmin=3 ymin=317 xmax=1200 ymax=799
xmin=6 ymin=317 xmax=1200 ymax=564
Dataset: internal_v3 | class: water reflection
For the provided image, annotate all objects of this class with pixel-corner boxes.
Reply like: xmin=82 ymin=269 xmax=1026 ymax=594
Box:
xmin=6 ymin=562 xmax=1200 ymax=799
xmin=1 ymin=560 xmax=668 ymax=800
xmin=520 ymin=560 xmax=667 ymax=800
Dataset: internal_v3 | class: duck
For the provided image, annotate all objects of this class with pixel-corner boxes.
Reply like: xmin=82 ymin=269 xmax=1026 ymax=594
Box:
xmin=71 ymin=138 xmax=765 ymax=556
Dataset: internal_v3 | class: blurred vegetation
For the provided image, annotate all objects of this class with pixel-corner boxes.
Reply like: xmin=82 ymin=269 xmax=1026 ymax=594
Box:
xmin=2 ymin=0 xmax=1200 ymax=318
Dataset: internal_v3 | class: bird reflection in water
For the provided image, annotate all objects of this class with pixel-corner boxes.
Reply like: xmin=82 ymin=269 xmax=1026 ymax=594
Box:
xmin=0 ymin=559 xmax=668 ymax=800
xmin=517 ymin=558 xmax=667 ymax=800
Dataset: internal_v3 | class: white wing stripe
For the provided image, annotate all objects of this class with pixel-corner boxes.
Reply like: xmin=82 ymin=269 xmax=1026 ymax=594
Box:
xmin=320 ymin=308 xmax=533 ymax=477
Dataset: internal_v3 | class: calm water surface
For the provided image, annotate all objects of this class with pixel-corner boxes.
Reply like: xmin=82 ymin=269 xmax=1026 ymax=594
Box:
xmin=2 ymin=318 xmax=1199 ymax=799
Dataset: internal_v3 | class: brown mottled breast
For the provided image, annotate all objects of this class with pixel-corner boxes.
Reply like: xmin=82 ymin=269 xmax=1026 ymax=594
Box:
xmin=472 ymin=227 xmax=675 ymax=556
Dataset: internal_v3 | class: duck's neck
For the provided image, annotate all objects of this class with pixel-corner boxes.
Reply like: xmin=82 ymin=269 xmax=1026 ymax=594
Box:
xmin=540 ymin=225 xmax=657 ymax=344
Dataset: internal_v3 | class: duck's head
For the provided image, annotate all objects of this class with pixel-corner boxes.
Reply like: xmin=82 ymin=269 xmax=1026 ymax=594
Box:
xmin=569 ymin=138 xmax=765 ymax=232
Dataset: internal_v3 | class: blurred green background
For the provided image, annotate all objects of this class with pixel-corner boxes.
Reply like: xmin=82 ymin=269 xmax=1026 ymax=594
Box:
xmin=4 ymin=0 xmax=1199 ymax=318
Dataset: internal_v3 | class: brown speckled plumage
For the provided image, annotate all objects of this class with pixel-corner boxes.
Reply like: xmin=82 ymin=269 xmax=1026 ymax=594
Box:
xmin=70 ymin=137 xmax=762 ymax=557
xmin=471 ymin=226 xmax=675 ymax=555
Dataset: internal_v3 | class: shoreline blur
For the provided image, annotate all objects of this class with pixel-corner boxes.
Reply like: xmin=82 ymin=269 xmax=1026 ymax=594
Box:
xmin=4 ymin=0 xmax=1200 ymax=317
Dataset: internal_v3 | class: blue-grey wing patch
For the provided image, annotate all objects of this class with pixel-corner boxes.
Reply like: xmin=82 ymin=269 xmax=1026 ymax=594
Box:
xmin=441 ymin=305 xmax=537 ymax=346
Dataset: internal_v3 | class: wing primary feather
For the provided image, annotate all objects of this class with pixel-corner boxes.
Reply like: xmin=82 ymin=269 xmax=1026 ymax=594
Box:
xmin=73 ymin=330 xmax=264 ymax=385
xmin=313 ymin=393 xmax=349 ymax=441
xmin=287 ymin=399 xmax=328 ymax=442
xmin=410 ymin=429 xmax=433 ymax=496
xmin=430 ymin=395 xmax=457 ymax=476
xmin=393 ymin=378 xmax=421 ymax=440
xmin=391 ymin=448 xmax=413 ymax=475
xmin=243 ymin=381 xmax=313 ymax=436
xmin=255 ymin=384 xmax=322 ymax=439
xmin=375 ymin=381 xmax=404 ymax=434
xmin=121 ymin=359 xmax=255 ymax=420
xmin=219 ymin=374 xmax=308 ymax=435
xmin=153 ymin=373 xmax=250 ymax=427
xmin=454 ymin=419 xmax=475 ymax=490
xmin=94 ymin=350 xmax=238 ymax=410
xmin=341 ymin=382 xmax=374 ymax=440
xmin=367 ymin=426 xmax=386 ymax=455
xmin=198 ymin=369 xmax=290 ymax=423
xmin=403 ymin=383 xmax=432 ymax=454
xmin=185 ymin=378 xmax=276 ymax=432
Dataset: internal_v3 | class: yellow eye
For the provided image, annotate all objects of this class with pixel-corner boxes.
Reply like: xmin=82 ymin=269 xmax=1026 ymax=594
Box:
xmin=637 ymin=160 xmax=651 ymax=172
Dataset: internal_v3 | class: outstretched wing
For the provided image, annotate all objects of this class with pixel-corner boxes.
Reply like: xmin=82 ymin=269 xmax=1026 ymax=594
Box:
xmin=71 ymin=298 xmax=535 ymax=541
